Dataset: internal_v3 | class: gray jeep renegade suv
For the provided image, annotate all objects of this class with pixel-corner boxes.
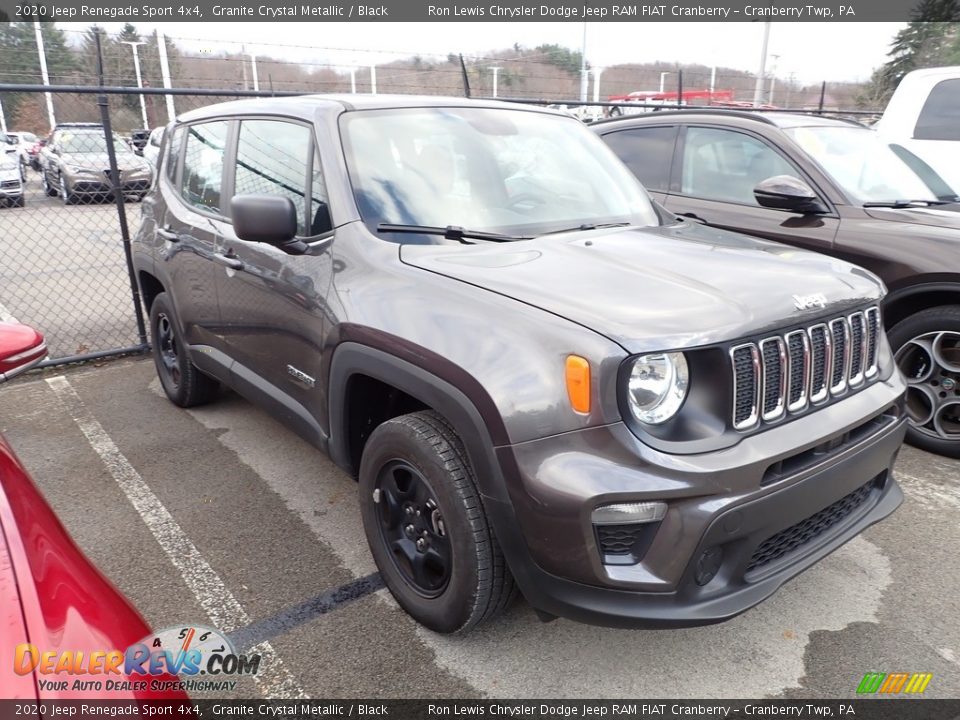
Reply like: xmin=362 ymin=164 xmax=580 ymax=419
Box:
xmin=134 ymin=95 xmax=907 ymax=633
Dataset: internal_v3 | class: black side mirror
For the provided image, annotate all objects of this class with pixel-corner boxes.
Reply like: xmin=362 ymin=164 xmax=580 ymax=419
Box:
xmin=754 ymin=175 xmax=828 ymax=214
xmin=231 ymin=194 xmax=302 ymax=251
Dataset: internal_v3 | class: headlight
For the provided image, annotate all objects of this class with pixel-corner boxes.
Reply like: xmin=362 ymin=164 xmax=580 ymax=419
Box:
xmin=626 ymin=352 xmax=689 ymax=424
xmin=65 ymin=164 xmax=87 ymax=173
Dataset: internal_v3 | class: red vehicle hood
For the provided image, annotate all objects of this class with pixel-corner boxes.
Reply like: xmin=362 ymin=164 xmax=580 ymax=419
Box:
xmin=0 ymin=434 xmax=185 ymax=700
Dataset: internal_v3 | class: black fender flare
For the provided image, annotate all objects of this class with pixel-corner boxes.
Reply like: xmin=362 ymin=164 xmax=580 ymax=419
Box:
xmin=327 ymin=341 xmax=511 ymax=504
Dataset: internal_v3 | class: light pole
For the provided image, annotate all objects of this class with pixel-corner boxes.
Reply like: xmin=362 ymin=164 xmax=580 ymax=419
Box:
xmin=579 ymin=22 xmax=589 ymax=103
xmin=752 ymin=21 xmax=771 ymax=107
xmin=34 ymin=20 xmax=56 ymax=130
xmin=488 ymin=66 xmax=502 ymax=98
xmin=121 ymin=40 xmax=149 ymax=129
xmin=0 ymin=98 xmax=7 ymax=134
xmin=659 ymin=72 xmax=672 ymax=93
xmin=248 ymin=53 xmax=260 ymax=92
xmin=768 ymin=54 xmax=780 ymax=105
xmin=156 ymin=29 xmax=176 ymax=123
xmin=348 ymin=67 xmax=358 ymax=94
xmin=370 ymin=65 xmax=377 ymax=94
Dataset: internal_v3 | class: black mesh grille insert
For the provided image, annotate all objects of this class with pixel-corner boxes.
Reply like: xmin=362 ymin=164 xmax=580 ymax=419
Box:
xmin=810 ymin=326 xmax=827 ymax=396
xmin=788 ymin=334 xmax=805 ymax=405
xmin=733 ymin=346 xmax=757 ymax=425
xmin=866 ymin=309 xmax=880 ymax=370
xmin=850 ymin=314 xmax=864 ymax=377
xmin=597 ymin=525 xmax=646 ymax=555
xmin=746 ymin=477 xmax=880 ymax=573
xmin=762 ymin=341 xmax=782 ymax=416
xmin=831 ymin=321 xmax=847 ymax=388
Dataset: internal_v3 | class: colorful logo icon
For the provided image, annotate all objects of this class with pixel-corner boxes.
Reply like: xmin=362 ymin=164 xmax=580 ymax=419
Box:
xmin=856 ymin=672 xmax=933 ymax=694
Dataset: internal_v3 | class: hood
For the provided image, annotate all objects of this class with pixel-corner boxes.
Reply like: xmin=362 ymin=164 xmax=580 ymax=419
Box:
xmin=63 ymin=152 xmax=147 ymax=171
xmin=400 ymin=222 xmax=884 ymax=353
xmin=863 ymin=204 xmax=960 ymax=230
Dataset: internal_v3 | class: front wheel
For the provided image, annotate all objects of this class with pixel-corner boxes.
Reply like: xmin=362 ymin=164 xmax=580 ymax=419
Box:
xmin=42 ymin=172 xmax=57 ymax=197
xmin=149 ymin=292 xmax=219 ymax=408
xmin=359 ymin=410 xmax=515 ymax=633
xmin=890 ymin=305 xmax=960 ymax=458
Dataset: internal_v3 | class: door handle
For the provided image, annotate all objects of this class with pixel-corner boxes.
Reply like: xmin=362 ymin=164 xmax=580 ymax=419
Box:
xmin=213 ymin=252 xmax=243 ymax=270
xmin=678 ymin=212 xmax=706 ymax=224
xmin=157 ymin=225 xmax=179 ymax=242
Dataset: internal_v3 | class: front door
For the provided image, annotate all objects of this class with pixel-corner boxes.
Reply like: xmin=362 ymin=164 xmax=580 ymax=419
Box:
xmin=664 ymin=125 xmax=840 ymax=256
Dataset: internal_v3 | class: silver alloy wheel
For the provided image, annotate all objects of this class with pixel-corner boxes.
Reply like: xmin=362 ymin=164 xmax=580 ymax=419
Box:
xmin=895 ymin=330 xmax=960 ymax=441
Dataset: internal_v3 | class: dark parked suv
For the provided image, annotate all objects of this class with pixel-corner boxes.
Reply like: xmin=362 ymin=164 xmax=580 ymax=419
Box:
xmin=595 ymin=110 xmax=960 ymax=458
xmin=134 ymin=96 xmax=906 ymax=632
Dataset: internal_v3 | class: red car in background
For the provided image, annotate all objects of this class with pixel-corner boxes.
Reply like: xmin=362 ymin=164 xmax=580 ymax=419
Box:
xmin=0 ymin=322 xmax=187 ymax=701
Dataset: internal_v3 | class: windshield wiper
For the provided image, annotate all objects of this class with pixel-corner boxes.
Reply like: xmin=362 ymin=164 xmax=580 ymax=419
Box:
xmin=377 ymin=223 xmax=526 ymax=244
xmin=537 ymin=222 xmax=632 ymax=237
xmin=862 ymin=199 xmax=954 ymax=208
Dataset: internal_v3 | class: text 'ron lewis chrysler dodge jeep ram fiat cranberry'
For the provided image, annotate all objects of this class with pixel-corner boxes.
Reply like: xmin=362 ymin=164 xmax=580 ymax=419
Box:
xmin=133 ymin=96 xmax=907 ymax=633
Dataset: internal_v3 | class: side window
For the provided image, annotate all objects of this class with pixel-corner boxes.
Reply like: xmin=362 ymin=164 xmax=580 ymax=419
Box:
xmin=180 ymin=121 xmax=229 ymax=215
xmin=233 ymin=120 xmax=314 ymax=236
xmin=164 ymin=127 xmax=183 ymax=184
xmin=601 ymin=126 xmax=675 ymax=191
xmin=681 ymin=127 xmax=797 ymax=205
xmin=914 ymin=79 xmax=960 ymax=141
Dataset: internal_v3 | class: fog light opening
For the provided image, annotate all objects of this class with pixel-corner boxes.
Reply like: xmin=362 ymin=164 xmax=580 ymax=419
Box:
xmin=591 ymin=501 xmax=666 ymax=525
xmin=695 ymin=546 xmax=723 ymax=586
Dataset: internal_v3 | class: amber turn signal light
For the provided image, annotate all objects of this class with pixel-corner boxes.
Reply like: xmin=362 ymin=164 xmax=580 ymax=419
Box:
xmin=565 ymin=355 xmax=591 ymax=414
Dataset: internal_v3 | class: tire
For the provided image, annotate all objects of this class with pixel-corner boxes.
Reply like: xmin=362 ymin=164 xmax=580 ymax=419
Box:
xmin=359 ymin=410 xmax=515 ymax=633
xmin=888 ymin=305 xmax=960 ymax=458
xmin=42 ymin=172 xmax=57 ymax=197
xmin=149 ymin=292 xmax=219 ymax=408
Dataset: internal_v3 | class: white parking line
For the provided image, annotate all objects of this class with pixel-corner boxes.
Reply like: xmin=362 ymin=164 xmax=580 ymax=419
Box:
xmin=45 ymin=375 xmax=308 ymax=700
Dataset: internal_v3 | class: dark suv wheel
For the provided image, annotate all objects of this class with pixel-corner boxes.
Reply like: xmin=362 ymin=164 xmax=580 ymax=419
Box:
xmin=890 ymin=305 xmax=960 ymax=459
xmin=359 ymin=410 xmax=515 ymax=633
xmin=149 ymin=292 xmax=219 ymax=408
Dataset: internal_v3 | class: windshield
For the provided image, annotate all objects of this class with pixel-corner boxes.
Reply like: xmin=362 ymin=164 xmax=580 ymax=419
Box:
xmin=341 ymin=107 xmax=658 ymax=240
xmin=60 ymin=131 xmax=131 ymax=155
xmin=785 ymin=125 xmax=954 ymax=204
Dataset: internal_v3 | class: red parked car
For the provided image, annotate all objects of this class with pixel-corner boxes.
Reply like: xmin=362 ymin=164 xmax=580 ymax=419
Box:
xmin=0 ymin=322 xmax=187 ymax=701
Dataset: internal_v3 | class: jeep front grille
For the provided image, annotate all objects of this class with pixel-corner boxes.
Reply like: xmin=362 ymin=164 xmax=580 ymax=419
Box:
xmin=731 ymin=307 xmax=881 ymax=431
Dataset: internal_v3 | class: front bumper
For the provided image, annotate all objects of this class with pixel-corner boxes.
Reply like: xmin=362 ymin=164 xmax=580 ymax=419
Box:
xmin=491 ymin=373 xmax=906 ymax=627
xmin=68 ymin=177 xmax=151 ymax=195
xmin=0 ymin=179 xmax=23 ymax=198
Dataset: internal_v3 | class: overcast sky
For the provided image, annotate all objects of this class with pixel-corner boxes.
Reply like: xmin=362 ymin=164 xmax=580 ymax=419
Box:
xmin=75 ymin=22 xmax=903 ymax=85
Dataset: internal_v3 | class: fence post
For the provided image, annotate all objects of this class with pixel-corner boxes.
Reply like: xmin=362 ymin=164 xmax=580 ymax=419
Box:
xmin=94 ymin=29 xmax=149 ymax=348
xmin=818 ymin=81 xmax=826 ymax=115
xmin=677 ymin=69 xmax=683 ymax=109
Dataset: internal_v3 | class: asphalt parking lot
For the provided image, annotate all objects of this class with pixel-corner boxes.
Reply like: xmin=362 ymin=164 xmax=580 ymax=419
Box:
xmin=2 ymin=356 xmax=959 ymax=700
xmin=0 ymin=170 xmax=141 ymax=358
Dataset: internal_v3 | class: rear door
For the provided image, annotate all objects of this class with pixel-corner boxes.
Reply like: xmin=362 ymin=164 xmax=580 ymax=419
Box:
xmin=663 ymin=125 xmax=840 ymax=256
xmin=215 ymin=117 xmax=335 ymax=441
xmin=157 ymin=120 xmax=231 ymax=361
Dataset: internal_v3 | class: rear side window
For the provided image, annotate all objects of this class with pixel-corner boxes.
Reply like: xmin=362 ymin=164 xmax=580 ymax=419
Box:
xmin=233 ymin=119 xmax=315 ymax=236
xmin=180 ymin=121 xmax=229 ymax=214
xmin=915 ymin=79 xmax=960 ymax=141
xmin=601 ymin=126 xmax=676 ymax=191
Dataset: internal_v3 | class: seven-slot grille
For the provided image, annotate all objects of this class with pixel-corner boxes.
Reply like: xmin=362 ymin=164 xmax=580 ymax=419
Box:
xmin=731 ymin=307 xmax=881 ymax=431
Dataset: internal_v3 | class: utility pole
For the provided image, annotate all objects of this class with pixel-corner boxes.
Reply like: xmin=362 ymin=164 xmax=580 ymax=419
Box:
xmin=349 ymin=67 xmax=357 ymax=94
xmin=0 ymin=99 xmax=7 ymax=134
xmin=370 ymin=65 xmax=377 ymax=94
xmin=121 ymin=40 xmax=149 ymax=129
xmin=156 ymin=29 xmax=176 ymax=122
xmin=659 ymin=71 xmax=671 ymax=93
xmin=752 ymin=21 xmax=771 ymax=107
xmin=34 ymin=20 xmax=56 ymax=130
xmin=592 ymin=67 xmax=603 ymax=121
xmin=488 ymin=66 xmax=502 ymax=98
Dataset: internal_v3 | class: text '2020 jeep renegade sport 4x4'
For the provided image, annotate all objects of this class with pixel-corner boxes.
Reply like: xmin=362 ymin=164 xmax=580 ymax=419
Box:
xmin=134 ymin=96 xmax=907 ymax=633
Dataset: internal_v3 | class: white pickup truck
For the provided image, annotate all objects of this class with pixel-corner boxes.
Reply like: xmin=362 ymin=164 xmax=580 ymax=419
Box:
xmin=876 ymin=66 xmax=960 ymax=195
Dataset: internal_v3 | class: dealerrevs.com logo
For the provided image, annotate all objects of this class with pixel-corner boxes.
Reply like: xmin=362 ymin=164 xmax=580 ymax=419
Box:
xmin=14 ymin=625 xmax=260 ymax=693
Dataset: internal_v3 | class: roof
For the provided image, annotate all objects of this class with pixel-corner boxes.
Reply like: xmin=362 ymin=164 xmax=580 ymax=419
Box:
xmin=176 ymin=94 xmax=561 ymax=123
xmin=593 ymin=108 xmax=864 ymax=131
